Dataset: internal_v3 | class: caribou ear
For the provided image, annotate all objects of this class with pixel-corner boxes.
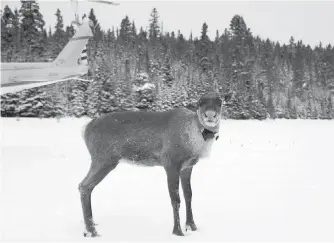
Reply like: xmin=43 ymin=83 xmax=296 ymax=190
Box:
xmin=197 ymin=99 xmax=203 ymax=108
xmin=197 ymin=96 xmax=204 ymax=109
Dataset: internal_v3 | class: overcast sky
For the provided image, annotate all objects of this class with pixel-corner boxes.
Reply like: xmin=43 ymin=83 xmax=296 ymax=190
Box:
xmin=1 ymin=0 xmax=334 ymax=48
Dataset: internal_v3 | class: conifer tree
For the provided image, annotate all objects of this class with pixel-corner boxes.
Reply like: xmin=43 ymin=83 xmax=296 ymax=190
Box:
xmin=17 ymin=89 xmax=35 ymax=117
xmin=326 ymin=95 xmax=333 ymax=119
xmin=11 ymin=8 xmax=21 ymax=57
xmin=149 ymin=8 xmax=160 ymax=44
xmin=52 ymin=9 xmax=66 ymax=56
xmin=1 ymin=5 xmax=14 ymax=60
xmin=105 ymin=28 xmax=115 ymax=47
xmin=1 ymin=93 xmax=19 ymax=117
xmin=65 ymin=24 xmax=75 ymax=40
xmin=19 ymin=0 xmax=45 ymax=61
xmin=86 ymin=68 xmax=103 ymax=117
xmin=88 ymin=8 xmax=102 ymax=45
xmin=131 ymin=21 xmax=137 ymax=37
xmin=292 ymin=40 xmax=306 ymax=97
xmin=119 ymin=15 xmax=132 ymax=46
xmin=72 ymin=81 xmax=87 ymax=117
xmin=229 ymin=15 xmax=247 ymax=88
xmin=100 ymin=76 xmax=116 ymax=114
xmin=48 ymin=26 xmax=52 ymax=37
xmin=227 ymin=15 xmax=251 ymax=118
xmin=306 ymin=91 xmax=313 ymax=119
xmin=199 ymin=22 xmax=210 ymax=73
xmin=161 ymin=55 xmax=174 ymax=87
xmin=320 ymin=98 xmax=327 ymax=119
xmin=176 ymin=30 xmax=186 ymax=60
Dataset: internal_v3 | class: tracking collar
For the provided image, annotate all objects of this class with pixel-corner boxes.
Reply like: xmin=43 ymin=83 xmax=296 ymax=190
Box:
xmin=201 ymin=128 xmax=219 ymax=141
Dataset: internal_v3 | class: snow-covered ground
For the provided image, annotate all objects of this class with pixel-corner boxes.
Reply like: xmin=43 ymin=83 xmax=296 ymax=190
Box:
xmin=1 ymin=118 xmax=333 ymax=242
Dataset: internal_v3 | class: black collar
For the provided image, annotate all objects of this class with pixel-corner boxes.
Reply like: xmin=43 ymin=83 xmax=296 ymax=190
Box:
xmin=195 ymin=112 xmax=219 ymax=141
xmin=202 ymin=128 xmax=219 ymax=141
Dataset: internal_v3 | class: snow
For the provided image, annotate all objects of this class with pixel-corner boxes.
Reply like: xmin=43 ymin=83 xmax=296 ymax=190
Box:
xmin=1 ymin=118 xmax=334 ymax=242
xmin=134 ymin=82 xmax=155 ymax=92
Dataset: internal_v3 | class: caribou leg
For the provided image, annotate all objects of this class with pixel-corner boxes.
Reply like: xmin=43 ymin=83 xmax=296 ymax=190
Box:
xmin=181 ymin=166 xmax=197 ymax=231
xmin=165 ymin=166 xmax=184 ymax=236
xmin=78 ymin=158 xmax=119 ymax=237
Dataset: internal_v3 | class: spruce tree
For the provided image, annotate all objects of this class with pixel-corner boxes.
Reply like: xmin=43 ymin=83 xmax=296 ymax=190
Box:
xmin=17 ymin=89 xmax=36 ymax=117
xmin=12 ymin=8 xmax=21 ymax=53
xmin=19 ymin=0 xmax=45 ymax=61
xmin=88 ymin=8 xmax=102 ymax=45
xmin=100 ymin=76 xmax=116 ymax=114
xmin=161 ymin=55 xmax=174 ymax=87
xmin=292 ymin=40 xmax=306 ymax=97
xmin=229 ymin=15 xmax=248 ymax=87
xmin=228 ymin=15 xmax=251 ymax=118
xmin=130 ymin=21 xmax=137 ymax=47
xmin=306 ymin=92 xmax=313 ymax=119
xmin=52 ymin=8 xmax=66 ymax=55
xmin=86 ymin=68 xmax=103 ymax=117
xmin=65 ymin=24 xmax=75 ymax=40
xmin=1 ymin=93 xmax=19 ymax=117
xmin=199 ymin=22 xmax=210 ymax=73
xmin=1 ymin=5 xmax=14 ymax=60
xmin=320 ymin=98 xmax=327 ymax=119
xmin=326 ymin=95 xmax=333 ymax=119
xmin=149 ymin=8 xmax=160 ymax=44
xmin=119 ymin=15 xmax=132 ymax=46
xmin=72 ymin=81 xmax=88 ymax=117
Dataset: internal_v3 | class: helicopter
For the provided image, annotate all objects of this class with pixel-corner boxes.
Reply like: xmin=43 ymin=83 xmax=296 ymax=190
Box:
xmin=0 ymin=0 xmax=119 ymax=95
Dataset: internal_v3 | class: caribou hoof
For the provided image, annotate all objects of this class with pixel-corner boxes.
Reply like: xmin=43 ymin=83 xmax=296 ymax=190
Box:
xmin=173 ymin=227 xmax=185 ymax=236
xmin=83 ymin=231 xmax=100 ymax=237
xmin=186 ymin=222 xmax=198 ymax=231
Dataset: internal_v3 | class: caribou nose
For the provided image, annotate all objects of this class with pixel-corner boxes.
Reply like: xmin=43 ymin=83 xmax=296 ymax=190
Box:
xmin=205 ymin=110 xmax=217 ymax=119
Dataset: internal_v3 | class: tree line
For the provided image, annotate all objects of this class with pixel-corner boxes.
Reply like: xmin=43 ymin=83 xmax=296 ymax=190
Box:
xmin=1 ymin=0 xmax=334 ymax=119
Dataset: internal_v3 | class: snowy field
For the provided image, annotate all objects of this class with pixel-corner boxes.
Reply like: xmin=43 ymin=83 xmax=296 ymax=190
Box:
xmin=1 ymin=117 xmax=334 ymax=242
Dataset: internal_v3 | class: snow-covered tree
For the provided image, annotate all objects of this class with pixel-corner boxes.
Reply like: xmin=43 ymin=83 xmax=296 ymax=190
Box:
xmin=86 ymin=68 xmax=103 ymax=117
xmin=132 ymin=72 xmax=155 ymax=110
xmin=72 ymin=81 xmax=88 ymax=117
xmin=1 ymin=93 xmax=19 ymax=117
xmin=161 ymin=55 xmax=174 ymax=87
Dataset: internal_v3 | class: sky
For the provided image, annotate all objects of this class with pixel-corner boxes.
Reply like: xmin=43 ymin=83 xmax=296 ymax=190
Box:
xmin=1 ymin=0 xmax=334 ymax=48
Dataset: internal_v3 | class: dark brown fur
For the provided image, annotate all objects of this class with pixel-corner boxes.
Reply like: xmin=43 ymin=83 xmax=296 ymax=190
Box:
xmin=79 ymin=91 xmax=222 ymax=237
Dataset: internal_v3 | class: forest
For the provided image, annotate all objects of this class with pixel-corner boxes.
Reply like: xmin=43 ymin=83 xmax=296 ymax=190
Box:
xmin=1 ymin=0 xmax=334 ymax=119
